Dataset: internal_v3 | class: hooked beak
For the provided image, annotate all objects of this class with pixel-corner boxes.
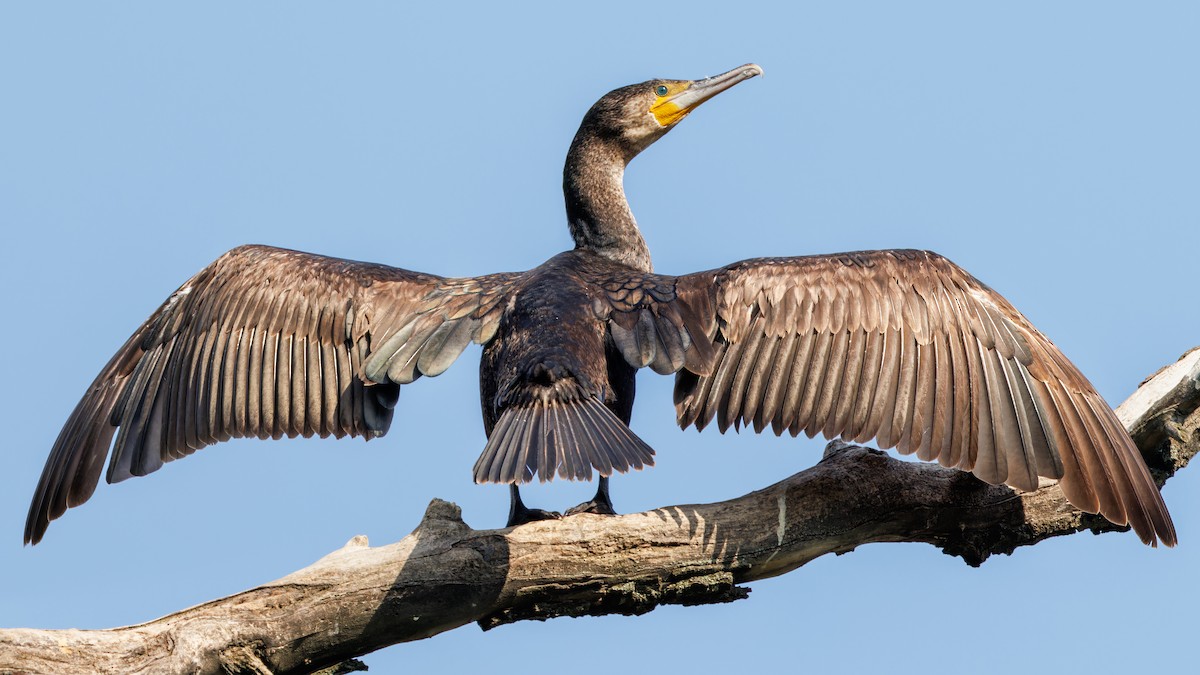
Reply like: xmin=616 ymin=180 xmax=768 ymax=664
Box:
xmin=652 ymin=63 xmax=763 ymax=127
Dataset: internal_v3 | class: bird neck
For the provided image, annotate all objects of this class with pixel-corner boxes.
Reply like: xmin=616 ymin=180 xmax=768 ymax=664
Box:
xmin=563 ymin=136 xmax=653 ymax=272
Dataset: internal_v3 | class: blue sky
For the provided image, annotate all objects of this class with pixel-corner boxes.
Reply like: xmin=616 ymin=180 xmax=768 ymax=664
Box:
xmin=2 ymin=2 xmax=1198 ymax=673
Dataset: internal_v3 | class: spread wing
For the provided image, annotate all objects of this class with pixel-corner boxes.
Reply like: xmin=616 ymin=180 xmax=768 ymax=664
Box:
xmin=26 ymin=244 xmax=518 ymax=544
xmin=603 ymin=249 xmax=1175 ymax=547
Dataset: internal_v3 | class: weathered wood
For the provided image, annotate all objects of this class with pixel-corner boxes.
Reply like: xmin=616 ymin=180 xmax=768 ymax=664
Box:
xmin=2 ymin=349 xmax=1196 ymax=675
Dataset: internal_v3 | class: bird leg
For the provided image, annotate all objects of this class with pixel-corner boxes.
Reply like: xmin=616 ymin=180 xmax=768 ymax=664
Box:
xmin=565 ymin=476 xmax=616 ymax=516
xmin=506 ymin=485 xmax=561 ymax=527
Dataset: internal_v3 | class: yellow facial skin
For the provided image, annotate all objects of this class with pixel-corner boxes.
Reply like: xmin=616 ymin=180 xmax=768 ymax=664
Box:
xmin=647 ymin=64 xmax=763 ymax=129
xmin=649 ymin=82 xmax=693 ymax=127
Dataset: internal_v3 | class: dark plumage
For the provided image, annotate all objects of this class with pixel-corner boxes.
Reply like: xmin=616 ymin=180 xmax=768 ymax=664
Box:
xmin=25 ymin=64 xmax=1176 ymax=547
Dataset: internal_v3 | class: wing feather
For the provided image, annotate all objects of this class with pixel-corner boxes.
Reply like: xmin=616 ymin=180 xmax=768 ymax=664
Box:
xmin=755 ymin=334 xmax=798 ymax=433
xmin=813 ymin=329 xmax=848 ymax=439
xmin=232 ymin=325 xmax=252 ymax=437
xmin=721 ymin=326 xmax=764 ymax=431
xmin=742 ymin=335 xmax=782 ymax=432
xmin=979 ymin=343 xmax=1018 ymax=485
xmin=794 ymin=330 xmax=834 ymax=438
xmin=890 ymin=331 xmax=919 ymax=454
xmin=924 ymin=335 xmax=952 ymax=463
xmin=945 ymin=316 xmax=973 ymax=470
xmin=828 ymin=328 xmax=866 ymax=439
xmin=909 ymin=340 xmax=936 ymax=460
xmin=778 ymin=331 xmax=816 ymax=437
xmin=965 ymin=334 xmax=992 ymax=478
xmin=868 ymin=328 xmax=902 ymax=448
xmin=706 ymin=338 xmax=745 ymax=434
xmin=846 ymin=329 xmax=883 ymax=443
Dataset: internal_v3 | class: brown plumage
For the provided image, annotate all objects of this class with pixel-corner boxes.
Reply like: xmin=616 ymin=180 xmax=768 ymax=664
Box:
xmin=25 ymin=64 xmax=1175 ymax=547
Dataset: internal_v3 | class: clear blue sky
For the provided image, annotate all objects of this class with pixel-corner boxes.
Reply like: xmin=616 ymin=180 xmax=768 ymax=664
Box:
xmin=2 ymin=2 xmax=1197 ymax=673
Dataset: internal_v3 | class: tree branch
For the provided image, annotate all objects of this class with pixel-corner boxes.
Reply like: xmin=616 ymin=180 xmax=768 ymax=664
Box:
xmin=3 ymin=348 xmax=1197 ymax=675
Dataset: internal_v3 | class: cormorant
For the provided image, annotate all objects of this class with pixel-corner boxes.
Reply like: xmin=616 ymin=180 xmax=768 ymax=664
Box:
xmin=25 ymin=64 xmax=1176 ymax=547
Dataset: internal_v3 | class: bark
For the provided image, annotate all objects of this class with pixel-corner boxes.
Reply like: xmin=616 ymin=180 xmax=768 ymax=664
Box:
xmin=2 ymin=348 xmax=1197 ymax=675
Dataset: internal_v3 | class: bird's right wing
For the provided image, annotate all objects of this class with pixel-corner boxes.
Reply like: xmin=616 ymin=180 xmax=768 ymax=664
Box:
xmin=26 ymin=244 xmax=518 ymax=544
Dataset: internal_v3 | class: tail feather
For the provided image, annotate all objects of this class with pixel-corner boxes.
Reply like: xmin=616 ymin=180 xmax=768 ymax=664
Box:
xmin=552 ymin=401 xmax=585 ymax=480
xmin=481 ymin=409 xmax=520 ymax=483
xmin=577 ymin=401 xmax=613 ymax=476
xmin=474 ymin=397 xmax=655 ymax=484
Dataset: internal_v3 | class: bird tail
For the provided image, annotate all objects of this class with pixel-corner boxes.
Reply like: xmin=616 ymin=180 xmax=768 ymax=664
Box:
xmin=473 ymin=397 xmax=655 ymax=484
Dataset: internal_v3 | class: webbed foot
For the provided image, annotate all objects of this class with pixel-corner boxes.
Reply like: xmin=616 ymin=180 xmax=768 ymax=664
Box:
xmin=566 ymin=478 xmax=615 ymax=516
xmin=506 ymin=505 xmax=562 ymax=528
xmin=506 ymin=484 xmax=561 ymax=527
xmin=565 ymin=498 xmax=615 ymax=516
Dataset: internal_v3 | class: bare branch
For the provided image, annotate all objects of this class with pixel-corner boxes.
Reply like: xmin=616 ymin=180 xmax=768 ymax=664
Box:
xmin=2 ymin=349 xmax=1196 ymax=675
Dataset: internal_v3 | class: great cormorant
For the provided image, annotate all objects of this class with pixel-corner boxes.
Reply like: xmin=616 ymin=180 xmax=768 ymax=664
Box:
xmin=25 ymin=64 xmax=1176 ymax=547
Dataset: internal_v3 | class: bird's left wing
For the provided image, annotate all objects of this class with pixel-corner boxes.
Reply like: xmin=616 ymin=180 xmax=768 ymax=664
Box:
xmin=601 ymin=249 xmax=1174 ymax=547
xmin=26 ymin=244 xmax=518 ymax=544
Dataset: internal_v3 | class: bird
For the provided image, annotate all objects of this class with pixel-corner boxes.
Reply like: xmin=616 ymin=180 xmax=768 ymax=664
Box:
xmin=25 ymin=63 xmax=1176 ymax=547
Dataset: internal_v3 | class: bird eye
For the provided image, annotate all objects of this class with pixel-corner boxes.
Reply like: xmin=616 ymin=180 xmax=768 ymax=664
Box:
xmin=655 ymin=85 xmax=669 ymax=97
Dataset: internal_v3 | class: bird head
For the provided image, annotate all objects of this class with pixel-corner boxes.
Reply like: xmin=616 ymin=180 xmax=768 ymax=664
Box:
xmin=579 ymin=63 xmax=763 ymax=160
